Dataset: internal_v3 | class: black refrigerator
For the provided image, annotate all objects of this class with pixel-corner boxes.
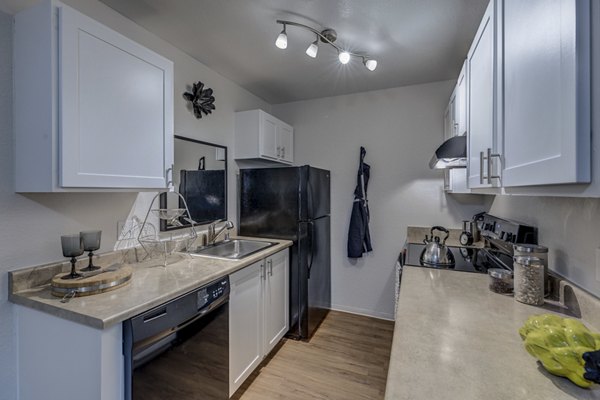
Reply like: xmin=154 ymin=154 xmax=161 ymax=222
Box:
xmin=239 ymin=165 xmax=331 ymax=340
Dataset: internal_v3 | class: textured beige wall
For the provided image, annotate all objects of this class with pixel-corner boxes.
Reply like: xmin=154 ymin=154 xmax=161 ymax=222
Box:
xmin=273 ymin=81 xmax=492 ymax=319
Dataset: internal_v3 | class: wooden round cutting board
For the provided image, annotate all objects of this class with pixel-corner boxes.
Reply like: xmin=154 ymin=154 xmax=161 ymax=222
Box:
xmin=51 ymin=264 xmax=133 ymax=298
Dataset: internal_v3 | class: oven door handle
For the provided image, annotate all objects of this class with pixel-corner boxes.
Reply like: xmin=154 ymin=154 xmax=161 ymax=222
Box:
xmin=133 ymin=295 xmax=229 ymax=357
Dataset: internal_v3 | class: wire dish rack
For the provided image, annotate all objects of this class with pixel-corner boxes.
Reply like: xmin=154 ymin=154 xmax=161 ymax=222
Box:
xmin=138 ymin=192 xmax=197 ymax=266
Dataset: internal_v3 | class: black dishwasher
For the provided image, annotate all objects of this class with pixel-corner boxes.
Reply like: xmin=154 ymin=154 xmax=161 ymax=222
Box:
xmin=123 ymin=277 xmax=229 ymax=400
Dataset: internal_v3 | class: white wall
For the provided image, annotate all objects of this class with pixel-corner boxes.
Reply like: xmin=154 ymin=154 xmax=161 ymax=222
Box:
xmin=489 ymin=196 xmax=600 ymax=297
xmin=0 ymin=2 xmax=269 ymax=398
xmin=273 ymin=81 xmax=490 ymax=319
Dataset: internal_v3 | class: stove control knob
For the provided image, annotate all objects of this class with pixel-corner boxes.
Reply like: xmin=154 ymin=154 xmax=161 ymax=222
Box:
xmin=500 ymin=231 xmax=505 ymax=240
xmin=505 ymin=232 xmax=513 ymax=242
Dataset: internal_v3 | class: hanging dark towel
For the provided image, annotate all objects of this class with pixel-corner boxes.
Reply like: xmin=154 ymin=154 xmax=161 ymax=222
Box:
xmin=347 ymin=147 xmax=372 ymax=258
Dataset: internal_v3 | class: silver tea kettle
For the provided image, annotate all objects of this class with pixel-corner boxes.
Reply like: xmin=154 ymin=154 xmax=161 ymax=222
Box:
xmin=420 ymin=226 xmax=455 ymax=268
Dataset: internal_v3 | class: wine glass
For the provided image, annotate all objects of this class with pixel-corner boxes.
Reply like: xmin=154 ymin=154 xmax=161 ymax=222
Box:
xmin=80 ymin=230 xmax=102 ymax=272
xmin=61 ymin=234 xmax=84 ymax=280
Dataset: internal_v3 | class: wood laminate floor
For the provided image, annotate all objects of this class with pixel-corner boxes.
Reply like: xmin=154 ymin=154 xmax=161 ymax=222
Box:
xmin=233 ymin=310 xmax=395 ymax=400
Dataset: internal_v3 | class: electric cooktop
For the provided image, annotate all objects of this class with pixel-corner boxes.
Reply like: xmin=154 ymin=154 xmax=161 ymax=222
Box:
xmin=402 ymin=243 xmax=510 ymax=274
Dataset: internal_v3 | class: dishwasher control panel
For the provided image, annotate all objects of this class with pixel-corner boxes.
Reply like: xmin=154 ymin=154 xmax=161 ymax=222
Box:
xmin=197 ymin=277 xmax=229 ymax=310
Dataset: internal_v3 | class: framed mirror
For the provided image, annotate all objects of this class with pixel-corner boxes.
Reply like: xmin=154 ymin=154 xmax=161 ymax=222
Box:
xmin=160 ymin=135 xmax=227 ymax=231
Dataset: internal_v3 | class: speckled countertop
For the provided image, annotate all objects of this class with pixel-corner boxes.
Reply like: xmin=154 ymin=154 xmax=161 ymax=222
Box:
xmin=9 ymin=237 xmax=292 ymax=329
xmin=385 ymin=266 xmax=600 ymax=400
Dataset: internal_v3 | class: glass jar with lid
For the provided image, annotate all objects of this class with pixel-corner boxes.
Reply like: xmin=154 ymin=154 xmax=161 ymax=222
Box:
xmin=513 ymin=256 xmax=544 ymax=306
xmin=514 ymin=244 xmax=549 ymax=296
xmin=488 ymin=268 xmax=513 ymax=294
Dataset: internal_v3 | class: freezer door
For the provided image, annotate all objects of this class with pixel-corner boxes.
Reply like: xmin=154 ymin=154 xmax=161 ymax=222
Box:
xmin=239 ymin=167 xmax=300 ymax=240
xmin=307 ymin=216 xmax=331 ymax=337
xmin=299 ymin=166 xmax=330 ymax=221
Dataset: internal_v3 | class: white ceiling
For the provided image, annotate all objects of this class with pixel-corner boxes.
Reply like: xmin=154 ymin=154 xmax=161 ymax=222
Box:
xmin=1 ymin=0 xmax=489 ymax=104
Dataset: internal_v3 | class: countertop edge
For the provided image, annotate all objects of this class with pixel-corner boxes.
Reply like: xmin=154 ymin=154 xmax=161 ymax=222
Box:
xmin=10 ymin=238 xmax=293 ymax=329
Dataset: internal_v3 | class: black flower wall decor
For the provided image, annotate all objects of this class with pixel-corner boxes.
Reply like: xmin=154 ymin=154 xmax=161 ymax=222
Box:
xmin=183 ymin=81 xmax=216 ymax=119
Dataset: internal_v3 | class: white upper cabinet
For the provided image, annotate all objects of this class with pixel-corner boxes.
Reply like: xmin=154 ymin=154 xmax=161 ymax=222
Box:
xmin=235 ymin=109 xmax=294 ymax=164
xmin=278 ymin=123 xmax=294 ymax=163
xmin=502 ymin=0 xmax=591 ymax=187
xmin=14 ymin=0 xmax=174 ymax=192
xmin=455 ymin=60 xmax=468 ymax=137
xmin=442 ymin=87 xmax=470 ymax=194
xmin=467 ymin=0 xmax=500 ymax=189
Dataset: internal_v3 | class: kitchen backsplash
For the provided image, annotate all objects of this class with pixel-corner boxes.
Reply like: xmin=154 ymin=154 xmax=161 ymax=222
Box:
xmin=489 ymin=195 xmax=600 ymax=298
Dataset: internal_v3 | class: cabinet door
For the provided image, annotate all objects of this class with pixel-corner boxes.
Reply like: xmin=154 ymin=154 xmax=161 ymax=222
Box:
xmin=443 ymin=104 xmax=452 ymax=141
xmin=259 ymin=112 xmax=280 ymax=160
xmin=448 ymin=92 xmax=457 ymax=138
xmin=59 ymin=6 xmax=173 ymax=188
xmin=446 ymin=168 xmax=470 ymax=194
xmin=456 ymin=60 xmax=468 ymax=136
xmin=229 ymin=261 xmax=264 ymax=397
xmin=263 ymin=250 xmax=289 ymax=355
xmin=502 ymin=0 xmax=590 ymax=186
xmin=278 ymin=124 xmax=294 ymax=163
xmin=467 ymin=1 xmax=496 ymax=188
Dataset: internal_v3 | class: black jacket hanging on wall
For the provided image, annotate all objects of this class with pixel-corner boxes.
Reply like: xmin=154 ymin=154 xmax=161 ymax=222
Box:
xmin=347 ymin=147 xmax=372 ymax=258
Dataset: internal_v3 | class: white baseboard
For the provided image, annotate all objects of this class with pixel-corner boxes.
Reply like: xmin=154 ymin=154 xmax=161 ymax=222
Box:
xmin=330 ymin=303 xmax=395 ymax=321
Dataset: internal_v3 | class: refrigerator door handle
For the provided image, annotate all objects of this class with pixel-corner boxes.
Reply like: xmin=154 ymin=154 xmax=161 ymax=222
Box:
xmin=307 ymin=220 xmax=315 ymax=279
xmin=306 ymin=167 xmax=314 ymax=221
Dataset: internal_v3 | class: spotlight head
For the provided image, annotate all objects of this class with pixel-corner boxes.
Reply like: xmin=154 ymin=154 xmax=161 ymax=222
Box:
xmin=275 ymin=25 xmax=287 ymax=49
xmin=306 ymin=39 xmax=319 ymax=58
xmin=364 ymin=59 xmax=377 ymax=71
xmin=338 ymin=51 xmax=350 ymax=64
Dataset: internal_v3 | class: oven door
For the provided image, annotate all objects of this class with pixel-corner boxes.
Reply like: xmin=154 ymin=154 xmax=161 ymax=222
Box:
xmin=124 ymin=301 xmax=229 ymax=400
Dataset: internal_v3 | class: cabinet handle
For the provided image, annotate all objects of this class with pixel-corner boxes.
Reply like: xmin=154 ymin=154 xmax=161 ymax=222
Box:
xmin=276 ymin=146 xmax=281 ymax=158
xmin=268 ymin=259 xmax=273 ymax=276
xmin=166 ymin=163 xmax=174 ymax=188
xmin=281 ymin=147 xmax=285 ymax=159
xmin=260 ymin=262 xmax=265 ymax=279
xmin=486 ymin=148 xmax=502 ymax=184
xmin=479 ymin=151 xmax=486 ymax=185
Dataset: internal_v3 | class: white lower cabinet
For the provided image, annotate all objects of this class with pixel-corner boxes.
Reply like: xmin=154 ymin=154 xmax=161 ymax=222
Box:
xmin=229 ymin=249 xmax=289 ymax=397
xmin=262 ymin=250 xmax=290 ymax=355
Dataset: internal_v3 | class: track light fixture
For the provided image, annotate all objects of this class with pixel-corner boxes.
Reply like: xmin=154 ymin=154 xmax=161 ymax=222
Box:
xmin=275 ymin=20 xmax=377 ymax=71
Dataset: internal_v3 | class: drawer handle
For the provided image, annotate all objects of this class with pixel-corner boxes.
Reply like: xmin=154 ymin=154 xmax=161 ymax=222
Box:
xmin=143 ymin=308 xmax=167 ymax=323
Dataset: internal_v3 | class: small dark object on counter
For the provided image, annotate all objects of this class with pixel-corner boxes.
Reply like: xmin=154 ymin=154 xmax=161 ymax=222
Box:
xmin=583 ymin=350 xmax=600 ymax=384
xmin=488 ymin=268 xmax=513 ymax=294
xmin=489 ymin=280 xmax=513 ymax=294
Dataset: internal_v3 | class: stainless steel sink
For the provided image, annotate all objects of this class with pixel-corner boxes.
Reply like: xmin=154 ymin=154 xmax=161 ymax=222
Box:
xmin=189 ymin=239 xmax=277 ymax=260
